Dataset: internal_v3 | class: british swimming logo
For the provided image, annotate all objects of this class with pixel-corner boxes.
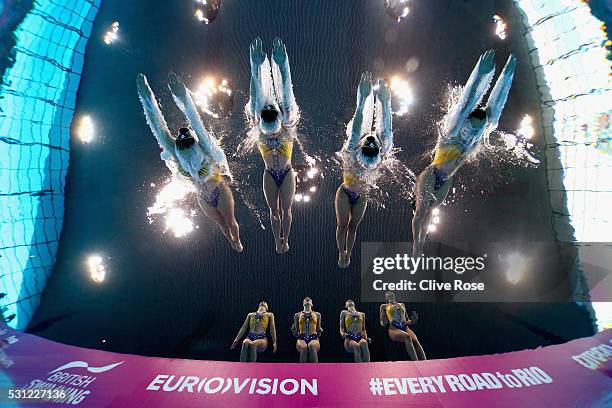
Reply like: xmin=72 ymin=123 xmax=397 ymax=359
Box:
xmin=17 ymin=359 xmax=124 ymax=405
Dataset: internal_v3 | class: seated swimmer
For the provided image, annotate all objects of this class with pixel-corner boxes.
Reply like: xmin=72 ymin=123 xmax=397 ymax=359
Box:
xmin=136 ymin=72 xmax=243 ymax=252
xmin=379 ymin=291 xmax=426 ymax=361
xmin=231 ymin=301 xmax=277 ymax=362
xmin=412 ymin=50 xmax=516 ymax=257
xmin=336 ymin=72 xmax=394 ymax=268
xmin=246 ymin=37 xmax=300 ymax=254
xmin=339 ymin=300 xmax=371 ymax=362
xmin=292 ymin=297 xmax=323 ymax=363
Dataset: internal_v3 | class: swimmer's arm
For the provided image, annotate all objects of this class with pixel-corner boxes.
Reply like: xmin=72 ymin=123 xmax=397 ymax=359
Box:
xmin=448 ymin=50 xmax=496 ymax=138
xmin=272 ymin=39 xmax=298 ymax=126
xmin=167 ymin=72 xmax=217 ymax=159
xmin=292 ymin=313 xmax=299 ymax=337
xmin=485 ymin=54 xmax=517 ymax=132
xmin=316 ymin=312 xmax=323 ymax=336
xmin=347 ymin=72 xmax=373 ymax=150
xmin=362 ymin=313 xmax=368 ymax=340
xmin=232 ymin=314 xmax=250 ymax=345
xmin=136 ymin=73 xmax=177 ymax=159
xmin=379 ymin=304 xmax=388 ymax=327
xmin=376 ymin=79 xmax=393 ymax=155
xmin=339 ymin=311 xmax=348 ymax=339
xmin=248 ymin=38 xmax=266 ymax=121
xmin=269 ymin=313 xmax=277 ymax=347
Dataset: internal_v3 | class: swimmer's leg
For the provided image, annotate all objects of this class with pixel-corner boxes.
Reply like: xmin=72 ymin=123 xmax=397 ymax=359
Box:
xmin=407 ymin=329 xmax=427 ymax=360
xmin=412 ymin=169 xmax=436 ymax=257
xmin=248 ymin=339 xmax=267 ymax=362
xmin=296 ymin=339 xmax=308 ymax=363
xmin=345 ymin=339 xmax=362 ymax=362
xmin=197 ymin=195 xmax=235 ymax=247
xmin=335 ymin=186 xmax=351 ymax=268
xmin=359 ymin=339 xmax=371 ymax=362
xmin=307 ymin=339 xmax=320 ymax=363
xmin=240 ymin=339 xmax=252 ymax=362
xmin=345 ymin=197 xmax=367 ymax=267
xmin=388 ymin=327 xmax=418 ymax=361
xmin=263 ymin=171 xmax=283 ymax=254
xmin=217 ymin=182 xmax=243 ymax=253
xmin=279 ymin=168 xmax=296 ymax=253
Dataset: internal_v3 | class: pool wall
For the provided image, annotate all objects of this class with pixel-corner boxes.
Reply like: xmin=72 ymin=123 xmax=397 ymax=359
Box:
xmin=0 ymin=0 xmax=102 ymax=330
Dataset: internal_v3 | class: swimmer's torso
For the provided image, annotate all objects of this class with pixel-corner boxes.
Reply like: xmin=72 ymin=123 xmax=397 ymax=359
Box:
xmin=258 ymin=128 xmax=293 ymax=171
xmin=343 ymin=311 xmax=364 ymax=334
xmin=297 ymin=311 xmax=318 ymax=335
xmin=176 ymin=145 xmax=224 ymax=186
xmin=248 ymin=312 xmax=270 ymax=335
xmin=385 ymin=302 xmax=406 ymax=323
xmin=341 ymin=149 xmax=380 ymax=193
xmin=432 ymin=120 xmax=487 ymax=179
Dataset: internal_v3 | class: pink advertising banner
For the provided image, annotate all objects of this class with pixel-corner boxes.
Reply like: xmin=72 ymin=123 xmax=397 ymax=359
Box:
xmin=0 ymin=323 xmax=610 ymax=407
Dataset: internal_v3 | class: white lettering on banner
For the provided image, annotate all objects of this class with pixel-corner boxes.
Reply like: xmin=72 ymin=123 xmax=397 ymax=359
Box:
xmin=572 ymin=343 xmax=612 ymax=370
xmin=368 ymin=367 xmax=553 ymax=396
xmin=146 ymin=375 xmax=318 ymax=396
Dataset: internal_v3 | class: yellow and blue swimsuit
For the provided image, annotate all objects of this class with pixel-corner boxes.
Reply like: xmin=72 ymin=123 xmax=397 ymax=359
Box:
xmin=247 ymin=313 xmax=269 ymax=341
xmin=345 ymin=312 xmax=364 ymax=342
xmin=429 ymin=143 xmax=464 ymax=190
xmin=386 ymin=303 xmax=408 ymax=331
xmin=258 ymin=136 xmax=293 ymax=186
xmin=297 ymin=312 xmax=318 ymax=344
xmin=178 ymin=161 xmax=223 ymax=207
xmin=341 ymin=171 xmax=361 ymax=206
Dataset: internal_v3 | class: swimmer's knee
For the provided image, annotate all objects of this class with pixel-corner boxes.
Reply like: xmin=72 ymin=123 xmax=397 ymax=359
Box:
xmin=358 ymin=339 xmax=368 ymax=347
xmin=307 ymin=342 xmax=318 ymax=350
xmin=337 ymin=221 xmax=349 ymax=231
xmin=269 ymin=208 xmax=281 ymax=220
xmin=348 ymin=220 xmax=360 ymax=231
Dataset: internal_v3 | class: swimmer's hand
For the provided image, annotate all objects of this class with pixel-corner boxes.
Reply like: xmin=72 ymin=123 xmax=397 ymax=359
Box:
xmin=272 ymin=37 xmax=287 ymax=66
xmin=250 ymin=37 xmax=266 ymax=67
xmin=230 ymin=339 xmax=239 ymax=350
xmin=358 ymin=71 xmax=373 ymax=105
xmin=377 ymin=78 xmax=390 ymax=104
xmin=503 ymin=54 xmax=517 ymax=75
xmin=410 ymin=311 xmax=418 ymax=324
xmin=367 ymin=337 xmax=372 ymax=345
xmin=167 ymin=71 xmax=187 ymax=98
xmin=136 ymin=73 xmax=154 ymax=101
xmin=273 ymin=342 xmax=277 ymax=353
xmin=478 ymin=49 xmax=496 ymax=74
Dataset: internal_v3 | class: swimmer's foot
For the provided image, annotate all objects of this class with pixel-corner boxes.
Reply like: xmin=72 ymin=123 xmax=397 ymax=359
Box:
xmin=275 ymin=238 xmax=284 ymax=254
xmin=338 ymin=251 xmax=349 ymax=268
xmin=232 ymin=239 xmax=244 ymax=253
xmin=281 ymin=238 xmax=289 ymax=253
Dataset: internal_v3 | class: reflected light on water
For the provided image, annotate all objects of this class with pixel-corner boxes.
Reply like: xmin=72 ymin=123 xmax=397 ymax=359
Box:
xmin=390 ymin=76 xmax=413 ymax=116
xmin=193 ymin=77 xmax=233 ymax=119
xmin=493 ymin=15 xmax=507 ymax=40
xmin=77 ymin=115 xmax=95 ymax=143
xmin=103 ymin=22 xmax=119 ymax=45
xmin=503 ymin=253 xmax=526 ymax=285
xmin=517 ymin=114 xmax=535 ymax=140
xmin=87 ymin=255 xmax=106 ymax=283
xmin=147 ymin=177 xmax=197 ymax=238
xmin=165 ymin=208 xmax=194 ymax=238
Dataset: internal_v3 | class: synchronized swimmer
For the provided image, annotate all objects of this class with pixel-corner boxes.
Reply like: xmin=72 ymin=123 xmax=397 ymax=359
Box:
xmin=246 ymin=37 xmax=300 ymax=254
xmin=336 ymin=72 xmax=394 ymax=268
xmin=137 ymin=72 xmax=243 ymax=252
xmin=229 ymin=292 xmax=423 ymax=363
xmin=136 ymin=39 xmax=520 ymax=266
xmin=412 ymin=50 xmax=517 ymax=257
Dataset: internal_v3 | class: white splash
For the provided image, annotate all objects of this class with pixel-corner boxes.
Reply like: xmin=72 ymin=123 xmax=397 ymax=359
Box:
xmin=517 ymin=114 xmax=535 ymax=140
